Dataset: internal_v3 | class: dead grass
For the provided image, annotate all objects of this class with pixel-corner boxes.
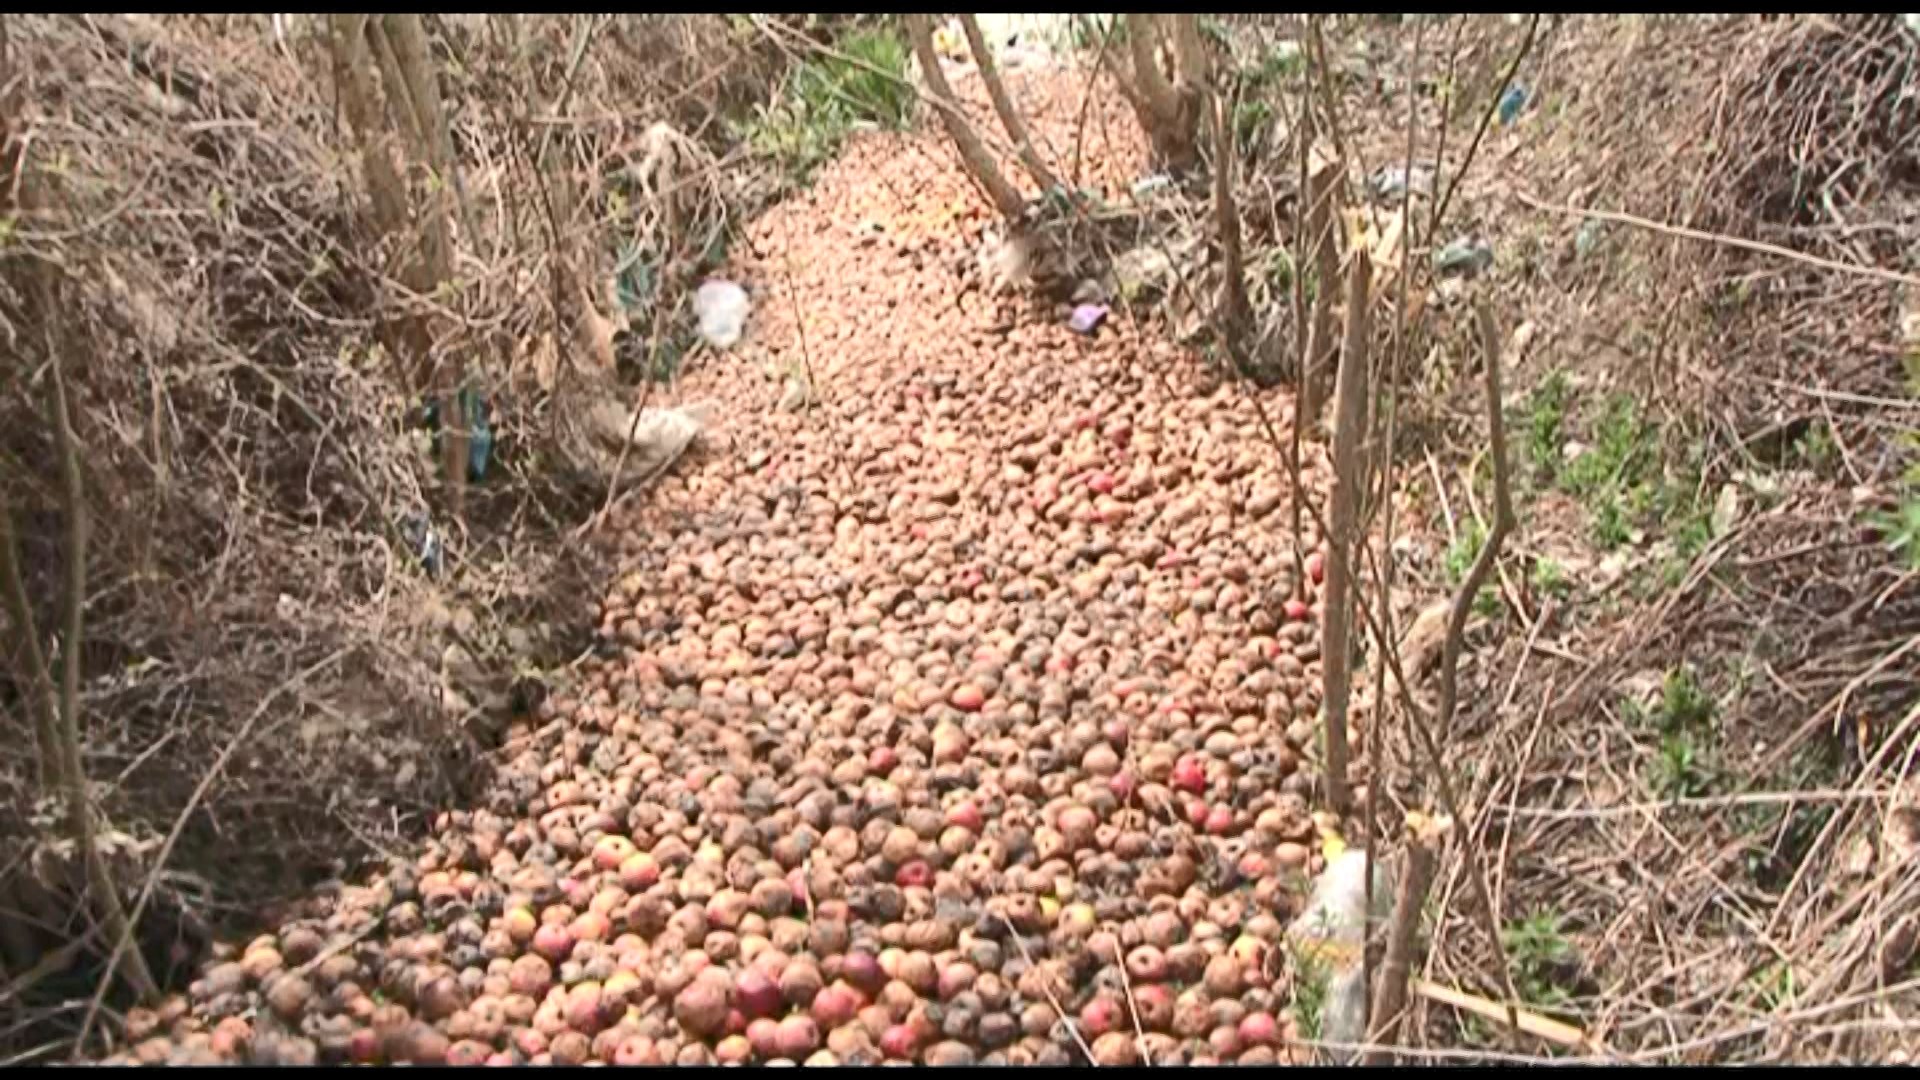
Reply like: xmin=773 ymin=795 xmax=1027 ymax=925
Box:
xmin=0 ymin=11 xmax=787 ymax=1043
xmin=1331 ymin=13 xmax=1920 ymax=1065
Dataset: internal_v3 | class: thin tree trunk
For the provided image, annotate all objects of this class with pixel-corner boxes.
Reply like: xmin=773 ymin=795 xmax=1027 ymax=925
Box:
xmin=37 ymin=267 xmax=159 ymax=1003
xmin=1126 ymin=14 xmax=1198 ymax=172
xmin=329 ymin=14 xmax=427 ymax=393
xmin=1209 ymin=91 xmax=1251 ymax=358
xmin=379 ymin=14 xmax=468 ymax=521
xmin=1363 ymin=813 xmax=1446 ymax=1065
xmin=0 ymin=503 xmax=63 ymax=792
xmin=1319 ymin=249 xmax=1372 ymax=815
xmin=1301 ymin=145 xmax=1343 ymax=425
xmin=906 ymin=15 xmax=1025 ymax=219
xmin=958 ymin=15 xmax=1061 ymax=194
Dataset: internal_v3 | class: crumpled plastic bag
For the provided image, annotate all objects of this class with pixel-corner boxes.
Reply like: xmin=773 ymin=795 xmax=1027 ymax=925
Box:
xmin=1287 ymin=848 xmax=1395 ymax=1063
xmin=586 ymin=399 xmax=716 ymax=479
xmin=694 ymin=279 xmax=750 ymax=350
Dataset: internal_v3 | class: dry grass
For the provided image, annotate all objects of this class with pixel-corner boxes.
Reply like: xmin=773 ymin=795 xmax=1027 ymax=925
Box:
xmin=0 ymin=11 xmax=785 ymax=1042
xmin=1323 ymin=14 xmax=1920 ymax=1065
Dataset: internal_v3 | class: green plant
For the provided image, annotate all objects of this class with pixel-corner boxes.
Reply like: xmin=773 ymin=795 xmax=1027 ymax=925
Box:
xmin=1871 ymin=482 xmax=1920 ymax=572
xmin=1527 ymin=370 xmax=1570 ymax=481
xmin=1530 ymin=556 xmax=1570 ymax=600
xmin=1501 ymin=908 xmax=1575 ymax=1009
xmin=735 ymin=26 xmax=914 ymax=187
xmin=1659 ymin=665 xmax=1714 ymax=732
xmin=1562 ymin=394 xmax=1648 ymax=500
xmin=1794 ymin=421 xmax=1837 ymax=470
xmin=1445 ymin=517 xmax=1487 ymax=585
xmin=1651 ymin=730 xmax=1713 ymax=799
xmin=1751 ymin=961 xmax=1797 ymax=1012
xmin=1288 ymin=943 xmax=1330 ymax=1043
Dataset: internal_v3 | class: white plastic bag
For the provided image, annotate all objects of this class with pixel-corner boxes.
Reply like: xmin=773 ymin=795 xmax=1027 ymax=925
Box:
xmin=694 ymin=279 xmax=750 ymax=350
xmin=1287 ymin=849 xmax=1394 ymax=1063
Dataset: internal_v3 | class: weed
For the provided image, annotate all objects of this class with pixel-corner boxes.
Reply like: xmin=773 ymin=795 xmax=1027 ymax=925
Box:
xmin=1660 ymin=665 xmax=1714 ymax=731
xmin=1642 ymin=665 xmax=1717 ymax=798
xmin=1289 ymin=943 xmax=1330 ymax=1043
xmin=1651 ymin=729 xmax=1713 ymax=799
xmin=1871 ymin=478 xmax=1920 ymax=572
xmin=1750 ymin=961 xmax=1797 ymax=1012
xmin=1794 ymin=421 xmax=1837 ymax=470
xmin=1530 ymin=556 xmax=1570 ymax=600
xmin=1445 ymin=517 xmax=1502 ymax=616
xmin=1562 ymin=394 xmax=1648 ymax=500
xmin=1445 ymin=517 xmax=1487 ymax=586
xmin=1527 ymin=370 xmax=1571 ymax=482
xmin=735 ymin=26 xmax=913 ymax=188
xmin=1501 ymin=908 xmax=1576 ymax=1009
xmin=1233 ymin=98 xmax=1274 ymax=153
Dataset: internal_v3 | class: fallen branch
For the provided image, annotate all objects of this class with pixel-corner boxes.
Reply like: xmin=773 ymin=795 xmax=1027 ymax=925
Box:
xmin=1364 ymin=812 xmax=1448 ymax=1065
xmin=1515 ymin=191 xmax=1920 ymax=289
xmin=1413 ymin=978 xmax=1606 ymax=1055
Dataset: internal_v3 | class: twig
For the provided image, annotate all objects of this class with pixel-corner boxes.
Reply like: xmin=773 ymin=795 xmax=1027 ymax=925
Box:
xmin=34 ymin=250 xmax=159 ymax=1007
xmin=1399 ymin=298 xmax=1528 ymax=1037
xmin=1517 ymin=191 xmax=1920 ymax=289
xmin=1364 ymin=813 xmax=1446 ymax=1065
xmin=1107 ymin=920 xmax=1154 ymax=1066
xmin=960 ymin=15 xmax=1062 ymax=193
xmin=70 ymin=647 xmax=351 ymax=1059
xmin=996 ymin=912 xmax=1096 ymax=1064
xmin=1413 ymin=978 xmax=1606 ymax=1054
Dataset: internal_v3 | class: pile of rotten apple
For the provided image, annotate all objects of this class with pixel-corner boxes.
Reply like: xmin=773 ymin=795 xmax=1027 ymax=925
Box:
xmin=105 ymin=67 xmax=1356 ymax=1068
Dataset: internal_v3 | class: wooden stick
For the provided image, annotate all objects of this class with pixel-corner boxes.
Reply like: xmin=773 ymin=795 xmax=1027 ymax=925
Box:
xmin=1364 ymin=813 xmax=1448 ymax=1065
xmin=1515 ymin=191 xmax=1920 ymax=289
xmin=1413 ymin=978 xmax=1607 ymax=1055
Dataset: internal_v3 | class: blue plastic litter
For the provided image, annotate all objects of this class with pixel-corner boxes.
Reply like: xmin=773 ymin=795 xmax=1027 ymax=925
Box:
xmin=465 ymin=388 xmax=493 ymax=482
xmin=1498 ymin=85 xmax=1529 ymax=126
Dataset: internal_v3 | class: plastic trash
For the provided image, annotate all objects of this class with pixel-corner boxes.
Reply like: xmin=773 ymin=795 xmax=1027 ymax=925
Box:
xmin=1370 ymin=164 xmax=1434 ymax=202
xmin=1288 ymin=848 xmax=1394 ymax=1064
xmin=1130 ymin=173 xmax=1175 ymax=202
xmin=464 ymin=389 xmax=493 ymax=482
xmin=1435 ymin=236 xmax=1494 ymax=277
xmin=1068 ymin=304 xmax=1109 ymax=335
xmin=1498 ymin=84 xmax=1529 ymax=126
xmin=694 ymin=279 xmax=750 ymax=350
xmin=586 ymin=399 xmax=716 ymax=480
xmin=400 ymin=512 xmax=446 ymax=577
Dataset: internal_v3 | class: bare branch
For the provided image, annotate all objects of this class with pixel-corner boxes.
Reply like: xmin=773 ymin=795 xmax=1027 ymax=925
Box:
xmin=904 ymin=15 xmax=1025 ymax=220
xmin=1365 ymin=812 xmax=1448 ymax=1065
xmin=1320 ymin=249 xmax=1374 ymax=814
xmin=959 ymin=15 xmax=1062 ymax=193
xmin=34 ymin=259 xmax=158 ymax=1006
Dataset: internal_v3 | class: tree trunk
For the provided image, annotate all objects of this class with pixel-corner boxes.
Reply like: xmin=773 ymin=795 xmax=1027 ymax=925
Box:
xmin=1319 ymin=249 xmax=1372 ymax=815
xmin=380 ymin=14 xmax=468 ymax=521
xmin=958 ymin=15 xmax=1061 ymax=194
xmin=1125 ymin=15 xmax=1198 ymax=173
xmin=329 ymin=13 xmax=468 ymax=521
xmin=1301 ymin=145 xmax=1343 ymax=425
xmin=36 ymin=262 xmax=159 ymax=1003
xmin=1209 ymin=92 xmax=1251 ymax=359
xmin=906 ymin=15 xmax=1025 ymax=220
